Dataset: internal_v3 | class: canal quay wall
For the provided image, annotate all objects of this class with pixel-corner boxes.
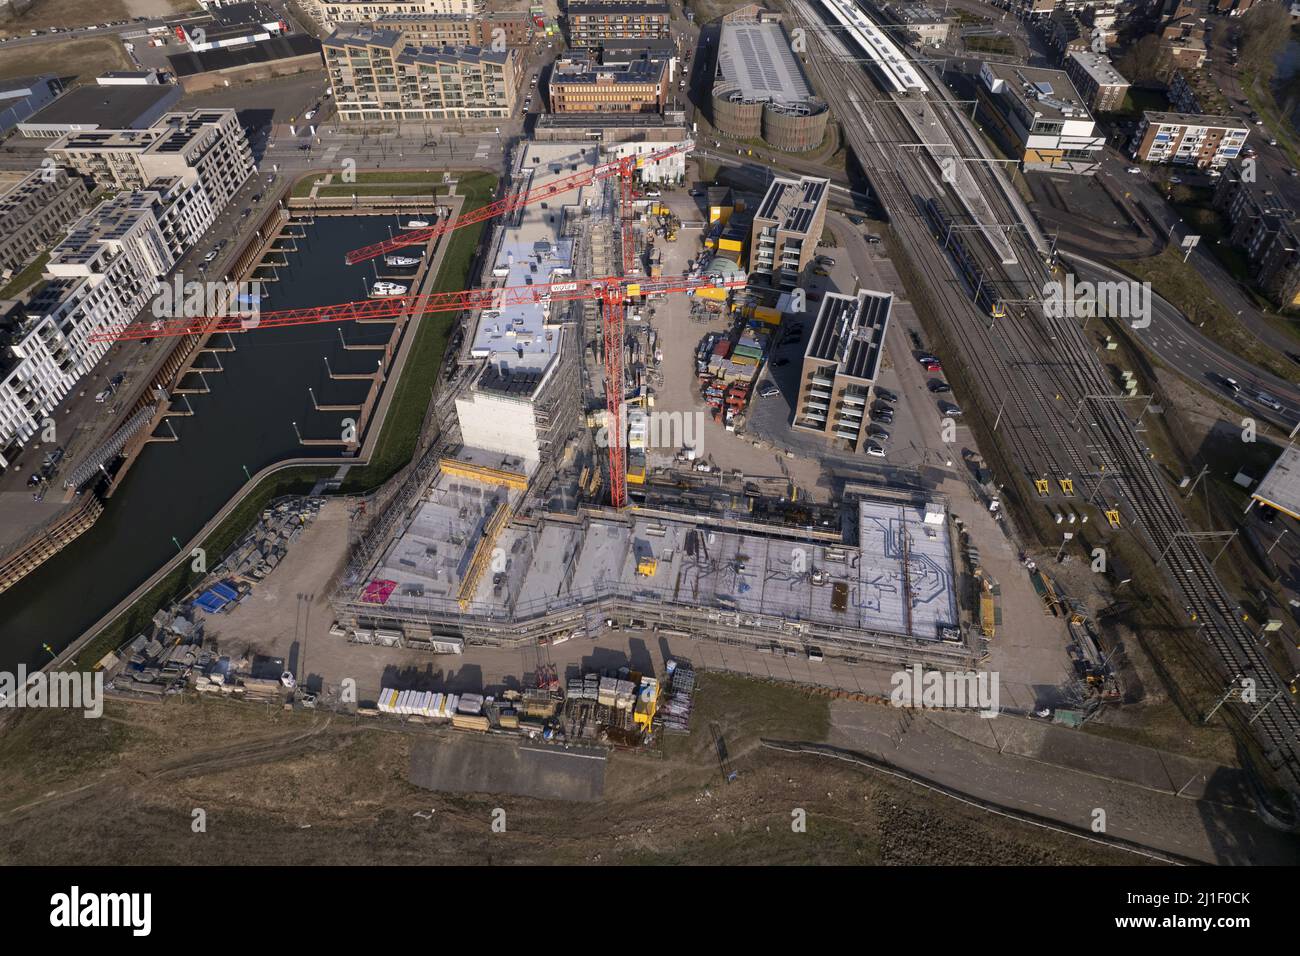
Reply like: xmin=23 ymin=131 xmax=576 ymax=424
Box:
xmin=48 ymin=182 xmax=475 ymax=673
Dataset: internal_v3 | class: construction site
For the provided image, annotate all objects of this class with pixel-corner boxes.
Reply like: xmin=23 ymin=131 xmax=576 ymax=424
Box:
xmin=310 ymin=139 xmax=983 ymax=672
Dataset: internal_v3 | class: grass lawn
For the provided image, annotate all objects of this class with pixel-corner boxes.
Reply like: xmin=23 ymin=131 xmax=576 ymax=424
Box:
xmin=340 ymin=170 xmax=498 ymax=492
xmin=313 ymin=184 xmax=447 ymax=198
xmin=1114 ymin=87 xmax=1169 ymax=120
xmin=964 ymin=36 xmax=1014 ymax=56
xmin=1113 ymin=244 xmax=1299 ymax=383
xmin=0 ymin=251 xmax=49 ymax=299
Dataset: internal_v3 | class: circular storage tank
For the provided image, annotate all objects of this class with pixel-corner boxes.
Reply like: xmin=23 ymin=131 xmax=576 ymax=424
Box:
xmin=762 ymin=100 xmax=830 ymax=153
xmin=711 ymin=88 xmax=762 ymax=140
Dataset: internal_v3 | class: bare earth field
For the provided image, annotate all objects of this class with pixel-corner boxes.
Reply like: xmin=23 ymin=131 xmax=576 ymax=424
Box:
xmin=0 ymin=36 xmax=132 ymax=83
xmin=0 ymin=0 xmax=199 ymax=34
xmin=0 ymin=674 xmax=1139 ymax=866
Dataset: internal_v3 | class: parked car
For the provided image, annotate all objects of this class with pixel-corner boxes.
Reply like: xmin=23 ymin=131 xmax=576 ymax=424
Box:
xmin=875 ymin=389 xmax=897 ymax=404
xmin=865 ymin=234 xmax=881 ymax=244
xmin=203 ymin=250 xmax=218 ymax=263
xmin=939 ymin=402 xmax=963 ymax=417
xmin=869 ymin=426 xmax=889 ymax=441
xmin=928 ymin=380 xmax=952 ymax=393
xmin=1126 ymin=166 xmax=1141 ymax=174
xmin=865 ymin=443 xmax=886 ymax=458
xmin=923 ymin=359 xmax=942 ymax=372
xmin=758 ymin=382 xmax=779 ymax=398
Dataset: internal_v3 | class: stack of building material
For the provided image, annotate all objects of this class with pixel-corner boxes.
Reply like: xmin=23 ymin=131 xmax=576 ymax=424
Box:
xmin=597 ymin=676 xmax=618 ymax=707
xmin=457 ymin=692 xmax=484 ymax=716
xmin=451 ymin=712 xmax=490 ymax=732
xmin=661 ymin=662 xmax=696 ymax=734
xmin=614 ymin=679 xmax=636 ymax=710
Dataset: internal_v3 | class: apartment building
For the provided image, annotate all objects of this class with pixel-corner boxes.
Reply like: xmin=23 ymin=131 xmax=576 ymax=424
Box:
xmin=0 ymin=167 xmax=91 ymax=276
xmin=0 ymin=186 xmax=208 ymax=468
xmin=324 ymin=28 xmax=521 ymax=121
xmin=792 ymin=290 xmax=892 ymax=452
xmin=1131 ymin=110 xmax=1249 ymax=168
xmin=747 ymin=175 xmax=829 ymax=289
xmin=1161 ymin=16 xmax=1208 ymax=69
xmin=373 ymin=10 xmax=536 ymax=48
xmin=308 ymin=0 xmax=475 ymax=32
xmin=566 ymin=2 xmax=671 ymax=48
xmin=977 ymin=62 xmax=1103 ymax=174
xmin=549 ymin=49 xmax=669 ymax=113
xmin=1214 ymin=166 xmax=1300 ymax=308
xmin=1167 ymin=69 xmax=1229 ymax=116
xmin=890 ymin=4 xmax=956 ymax=47
xmin=46 ymin=109 xmax=254 ymax=210
xmin=1063 ymin=50 xmax=1129 ymax=113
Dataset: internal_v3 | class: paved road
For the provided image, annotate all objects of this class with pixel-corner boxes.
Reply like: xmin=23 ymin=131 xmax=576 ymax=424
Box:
xmin=1069 ymin=254 xmax=1300 ymax=429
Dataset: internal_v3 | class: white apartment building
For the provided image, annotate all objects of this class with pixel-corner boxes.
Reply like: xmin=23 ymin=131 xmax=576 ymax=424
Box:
xmin=601 ymin=139 xmax=685 ymax=184
xmin=1 ymin=114 xmax=252 ymax=468
xmin=47 ymin=109 xmax=254 ymax=211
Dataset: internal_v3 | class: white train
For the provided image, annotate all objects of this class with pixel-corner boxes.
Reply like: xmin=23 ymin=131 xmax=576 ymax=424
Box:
xmin=818 ymin=0 xmax=928 ymax=95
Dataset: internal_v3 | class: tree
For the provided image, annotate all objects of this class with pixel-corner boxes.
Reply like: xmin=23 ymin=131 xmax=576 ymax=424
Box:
xmin=1118 ymin=34 xmax=1171 ymax=85
xmin=1238 ymin=2 xmax=1290 ymax=74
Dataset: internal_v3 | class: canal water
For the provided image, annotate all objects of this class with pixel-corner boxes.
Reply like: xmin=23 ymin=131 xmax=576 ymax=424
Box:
xmin=0 ymin=215 xmax=411 ymax=672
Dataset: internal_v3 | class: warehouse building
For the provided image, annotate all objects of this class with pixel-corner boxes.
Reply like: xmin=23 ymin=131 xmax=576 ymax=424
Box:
xmin=174 ymin=1 xmax=286 ymax=52
xmin=748 ymin=174 xmax=829 ymax=289
xmin=0 ymin=75 xmax=63 ymax=135
xmin=168 ymin=34 xmax=324 ymax=93
xmin=793 ymin=290 xmax=892 ymax=451
xmin=710 ymin=6 xmax=827 ymax=152
xmin=1131 ymin=110 xmax=1249 ymax=169
xmin=17 ymin=82 xmax=182 ymax=139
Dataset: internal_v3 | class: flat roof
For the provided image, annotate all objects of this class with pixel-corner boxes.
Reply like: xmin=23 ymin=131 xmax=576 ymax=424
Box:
xmin=169 ymin=34 xmax=322 ymax=76
xmin=755 ymin=174 xmax=827 ymax=233
xmin=714 ymin=18 xmax=815 ymax=109
xmin=19 ymin=84 xmax=178 ymax=130
xmin=1066 ymin=50 xmax=1129 ymax=88
xmin=981 ymin=62 xmax=1094 ymax=122
xmin=1143 ymin=109 xmax=1249 ymax=130
xmin=364 ymin=478 xmax=959 ymax=642
xmin=805 ymin=289 xmax=892 ymax=381
xmin=1252 ymin=445 xmax=1300 ymax=520
xmin=467 ymin=142 xmax=595 ymax=375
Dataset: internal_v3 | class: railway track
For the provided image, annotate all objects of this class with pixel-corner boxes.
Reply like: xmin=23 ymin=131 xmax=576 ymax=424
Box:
xmin=788 ymin=0 xmax=1300 ymax=788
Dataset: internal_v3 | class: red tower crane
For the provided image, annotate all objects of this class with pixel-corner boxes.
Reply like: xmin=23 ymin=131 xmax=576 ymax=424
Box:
xmin=97 ymin=138 xmax=715 ymax=508
xmin=343 ymin=140 xmax=692 ymax=266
